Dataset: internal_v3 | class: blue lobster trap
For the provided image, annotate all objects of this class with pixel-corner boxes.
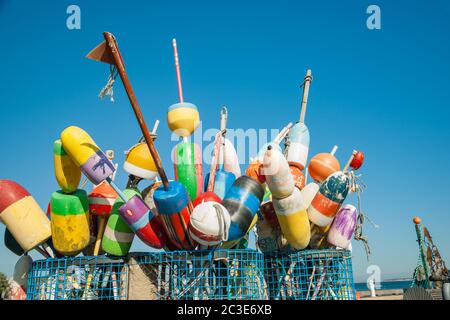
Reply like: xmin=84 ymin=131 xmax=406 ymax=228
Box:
xmin=263 ymin=249 xmax=356 ymax=300
xmin=26 ymin=255 xmax=128 ymax=300
xmin=127 ymin=249 xmax=265 ymax=300
xmin=26 ymin=249 xmax=265 ymax=300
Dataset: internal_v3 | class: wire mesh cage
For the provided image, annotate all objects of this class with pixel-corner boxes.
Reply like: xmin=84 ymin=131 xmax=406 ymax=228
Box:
xmin=128 ymin=249 xmax=266 ymax=300
xmin=26 ymin=249 xmax=265 ymax=300
xmin=263 ymin=249 xmax=356 ymax=300
xmin=26 ymin=256 xmax=128 ymax=300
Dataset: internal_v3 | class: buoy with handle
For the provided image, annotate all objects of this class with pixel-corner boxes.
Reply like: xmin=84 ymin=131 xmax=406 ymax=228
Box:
xmin=286 ymin=69 xmax=313 ymax=170
xmin=53 ymin=139 xmax=81 ymax=193
xmin=327 ymin=204 xmax=357 ymax=249
xmin=308 ymin=151 xmax=355 ymax=227
xmin=272 ymin=187 xmax=311 ymax=249
xmin=50 ymin=189 xmax=90 ymax=256
xmin=167 ymin=38 xmax=200 ymax=137
xmin=0 ymin=180 xmax=52 ymax=252
xmin=308 ymin=145 xmax=341 ymax=183
xmin=189 ymin=201 xmax=230 ymax=246
xmin=87 ymin=32 xmax=195 ymax=251
xmin=222 ymin=175 xmax=264 ymax=241
xmin=188 ymin=129 xmax=232 ymax=247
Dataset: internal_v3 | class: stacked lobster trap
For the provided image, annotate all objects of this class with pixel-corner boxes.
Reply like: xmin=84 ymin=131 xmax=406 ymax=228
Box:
xmin=263 ymin=249 xmax=355 ymax=300
xmin=2 ymin=32 xmax=370 ymax=301
xmin=26 ymin=249 xmax=265 ymax=300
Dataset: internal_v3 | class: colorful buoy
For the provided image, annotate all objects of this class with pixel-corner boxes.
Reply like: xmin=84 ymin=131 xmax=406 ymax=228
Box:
xmin=222 ymin=176 xmax=264 ymax=241
xmin=124 ymin=142 xmax=158 ymax=180
xmin=0 ymin=180 xmax=51 ymax=252
xmin=189 ymin=201 xmax=231 ymax=246
xmin=50 ymin=189 xmax=90 ymax=256
xmin=327 ymin=204 xmax=357 ymax=249
xmin=53 ymin=139 xmax=81 ymax=193
xmin=272 ymin=187 xmax=310 ymax=249
xmin=308 ymin=146 xmax=340 ymax=183
xmin=102 ymin=189 xmax=139 ymax=256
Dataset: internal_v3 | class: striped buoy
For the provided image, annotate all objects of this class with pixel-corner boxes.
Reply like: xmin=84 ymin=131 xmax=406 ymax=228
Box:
xmin=118 ymin=192 xmax=168 ymax=249
xmin=222 ymin=176 xmax=264 ymax=241
xmin=88 ymin=181 xmax=118 ymax=217
xmin=50 ymin=189 xmax=90 ymax=256
xmin=123 ymin=142 xmax=158 ymax=180
xmin=272 ymin=187 xmax=310 ymax=249
xmin=0 ymin=180 xmax=51 ymax=252
xmin=102 ymin=189 xmax=139 ymax=256
xmin=308 ymin=171 xmax=350 ymax=227
xmin=327 ymin=204 xmax=357 ymax=249
xmin=286 ymin=122 xmax=310 ymax=170
xmin=167 ymin=102 xmax=200 ymax=137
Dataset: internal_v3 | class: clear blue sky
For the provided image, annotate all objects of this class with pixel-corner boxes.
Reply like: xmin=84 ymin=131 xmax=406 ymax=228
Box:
xmin=0 ymin=0 xmax=449 ymax=283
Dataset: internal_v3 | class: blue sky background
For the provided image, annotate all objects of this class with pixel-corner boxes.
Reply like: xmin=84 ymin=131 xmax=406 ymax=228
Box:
xmin=0 ymin=0 xmax=449 ymax=283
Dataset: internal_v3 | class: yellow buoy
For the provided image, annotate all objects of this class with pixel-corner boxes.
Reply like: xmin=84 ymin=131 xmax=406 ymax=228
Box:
xmin=53 ymin=139 xmax=81 ymax=193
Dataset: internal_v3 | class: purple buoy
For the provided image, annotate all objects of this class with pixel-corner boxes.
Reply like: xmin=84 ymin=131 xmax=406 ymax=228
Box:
xmin=327 ymin=204 xmax=357 ymax=249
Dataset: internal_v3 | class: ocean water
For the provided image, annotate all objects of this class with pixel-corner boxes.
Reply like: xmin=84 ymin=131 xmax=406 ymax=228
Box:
xmin=355 ymin=280 xmax=412 ymax=292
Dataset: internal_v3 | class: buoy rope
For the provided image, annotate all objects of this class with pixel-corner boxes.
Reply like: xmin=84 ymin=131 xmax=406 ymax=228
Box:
xmin=98 ymin=65 xmax=118 ymax=102
xmin=350 ymin=171 xmax=377 ymax=260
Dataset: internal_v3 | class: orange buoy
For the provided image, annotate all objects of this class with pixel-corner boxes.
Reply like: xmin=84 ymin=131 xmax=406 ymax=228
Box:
xmin=308 ymin=146 xmax=340 ymax=183
xmin=413 ymin=216 xmax=421 ymax=225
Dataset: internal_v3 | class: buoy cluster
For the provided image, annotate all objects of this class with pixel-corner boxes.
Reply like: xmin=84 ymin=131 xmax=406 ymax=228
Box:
xmin=0 ymin=33 xmax=368 ymax=291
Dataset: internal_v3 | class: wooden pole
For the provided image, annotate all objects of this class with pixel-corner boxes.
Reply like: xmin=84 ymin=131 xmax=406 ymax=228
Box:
xmin=299 ymin=69 xmax=313 ymax=124
xmin=172 ymin=38 xmax=184 ymax=103
xmin=103 ymin=32 xmax=169 ymax=190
